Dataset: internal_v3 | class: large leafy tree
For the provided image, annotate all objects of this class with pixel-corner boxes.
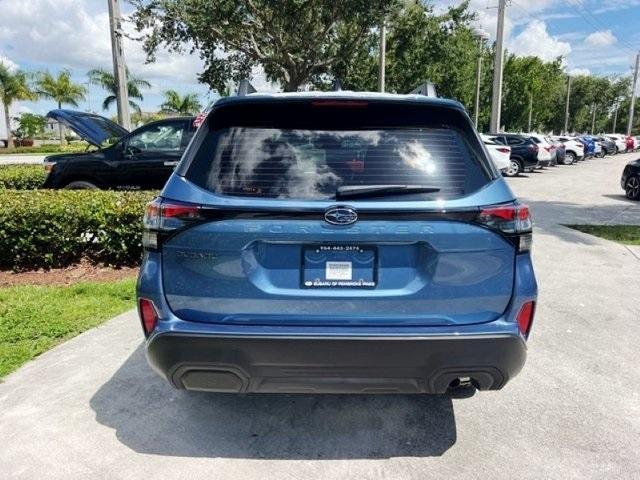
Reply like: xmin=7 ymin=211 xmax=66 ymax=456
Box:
xmin=87 ymin=68 xmax=151 ymax=114
xmin=0 ymin=64 xmax=36 ymax=149
xmin=35 ymin=70 xmax=86 ymax=144
xmin=159 ymin=89 xmax=202 ymax=115
xmin=129 ymin=0 xmax=398 ymax=92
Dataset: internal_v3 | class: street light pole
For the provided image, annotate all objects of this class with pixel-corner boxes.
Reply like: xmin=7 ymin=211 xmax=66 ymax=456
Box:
xmin=378 ymin=21 xmax=386 ymax=93
xmin=490 ymin=0 xmax=507 ymax=133
xmin=591 ymin=103 xmax=596 ymax=134
xmin=473 ymin=29 xmax=488 ymax=129
xmin=108 ymin=0 xmax=131 ymax=130
xmin=563 ymin=75 xmax=571 ymax=134
xmin=628 ymin=52 xmax=640 ymax=136
xmin=613 ymin=102 xmax=619 ymax=132
xmin=527 ymin=92 xmax=533 ymax=132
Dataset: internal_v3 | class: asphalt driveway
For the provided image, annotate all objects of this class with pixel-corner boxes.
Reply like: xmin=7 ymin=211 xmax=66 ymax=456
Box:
xmin=1 ymin=153 xmax=639 ymax=479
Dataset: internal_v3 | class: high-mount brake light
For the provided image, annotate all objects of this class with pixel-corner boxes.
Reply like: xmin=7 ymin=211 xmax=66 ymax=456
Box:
xmin=142 ymin=198 xmax=204 ymax=250
xmin=311 ymin=100 xmax=368 ymax=108
xmin=476 ymin=203 xmax=532 ymax=252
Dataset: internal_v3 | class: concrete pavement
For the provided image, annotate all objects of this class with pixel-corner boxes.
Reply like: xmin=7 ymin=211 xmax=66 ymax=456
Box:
xmin=0 ymin=154 xmax=46 ymax=166
xmin=1 ymin=153 xmax=639 ymax=479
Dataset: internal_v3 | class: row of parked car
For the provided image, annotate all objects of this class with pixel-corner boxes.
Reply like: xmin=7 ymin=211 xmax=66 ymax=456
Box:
xmin=481 ymin=132 xmax=640 ymax=200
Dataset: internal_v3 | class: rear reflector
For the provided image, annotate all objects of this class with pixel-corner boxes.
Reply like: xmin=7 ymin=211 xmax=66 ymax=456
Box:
xmin=517 ymin=301 xmax=535 ymax=336
xmin=138 ymin=298 xmax=159 ymax=335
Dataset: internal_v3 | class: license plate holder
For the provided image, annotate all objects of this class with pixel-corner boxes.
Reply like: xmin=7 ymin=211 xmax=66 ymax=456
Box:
xmin=301 ymin=245 xmax=377 ymax=289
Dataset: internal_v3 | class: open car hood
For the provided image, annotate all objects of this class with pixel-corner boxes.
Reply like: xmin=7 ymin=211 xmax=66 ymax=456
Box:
xmin=46 ymin=109 xmax=129 ymax=147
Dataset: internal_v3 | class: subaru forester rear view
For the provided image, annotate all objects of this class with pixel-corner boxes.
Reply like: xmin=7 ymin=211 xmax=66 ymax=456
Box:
xmin=137 ymin=92 xmax=538 ymax=395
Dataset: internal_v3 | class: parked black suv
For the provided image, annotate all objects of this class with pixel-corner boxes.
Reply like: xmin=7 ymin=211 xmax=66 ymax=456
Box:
xmin=484 ymin=133 xmax=539 ymax=176
xmin=43 ymin=110 xmax=196 ymax=190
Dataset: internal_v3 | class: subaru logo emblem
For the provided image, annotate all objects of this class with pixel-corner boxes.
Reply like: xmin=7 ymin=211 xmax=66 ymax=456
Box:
xmin=324 ymin=206 xmax=358 ymax=225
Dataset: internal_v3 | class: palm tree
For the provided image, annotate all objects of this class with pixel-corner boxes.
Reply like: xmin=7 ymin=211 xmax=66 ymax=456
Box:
xmin=0 ymin=64 xmax=36 ymax=149
xmin=87 ymin=68 xmax=151 ymax=114
xmin=160 ymin=90 xmax=202 ymax=115
xmin=35 ymin=70 xmax=86 ymax=144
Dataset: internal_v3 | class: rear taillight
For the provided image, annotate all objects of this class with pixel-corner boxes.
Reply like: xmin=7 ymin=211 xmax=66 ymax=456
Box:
xmin=476 ymin=203 xmax=532 ymax=252
xmin=516 ymin=301 xmax=535 ymax=337
xmin=142 ymin=197 xmax=204 ymax=250
xmin=497 ymin=147 xmax=510 ymax=153
xmin=138 ymin=298 xmax=159 ymax=335
xmin=528 ymin=144 xmax=539 ymax=152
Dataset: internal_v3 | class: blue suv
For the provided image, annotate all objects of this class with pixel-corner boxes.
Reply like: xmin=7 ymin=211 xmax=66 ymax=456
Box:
xmin=137 ymin=92 xmax=538 ymax=395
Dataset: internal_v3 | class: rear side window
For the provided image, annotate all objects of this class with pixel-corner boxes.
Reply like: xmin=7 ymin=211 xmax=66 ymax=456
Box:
xmin=506 ymin=137 xmax=523 ymax=146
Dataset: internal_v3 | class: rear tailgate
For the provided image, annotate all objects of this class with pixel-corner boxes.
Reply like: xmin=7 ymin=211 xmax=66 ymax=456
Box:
xmin=159 ymin=97 xmax=518 ymax=327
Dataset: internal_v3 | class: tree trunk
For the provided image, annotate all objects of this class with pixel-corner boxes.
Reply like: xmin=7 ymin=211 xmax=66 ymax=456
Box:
xmin=4 ymin=102 xmax=13 ymax=149
xmin=57 ymin=102 xmax=66 ymax=145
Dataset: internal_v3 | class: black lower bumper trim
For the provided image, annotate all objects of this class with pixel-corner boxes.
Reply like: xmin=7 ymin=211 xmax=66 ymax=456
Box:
xmin=146 ymin=333 xmax=527 ymax=394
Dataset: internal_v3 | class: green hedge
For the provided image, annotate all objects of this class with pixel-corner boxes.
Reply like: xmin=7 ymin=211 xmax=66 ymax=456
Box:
xmin=0 ymin=165 xmax=47 ymax=189
xmin=0 ymin=190 xmax=155 ymax=271
xmin=0 ymin=142 xmax=90 ymax=155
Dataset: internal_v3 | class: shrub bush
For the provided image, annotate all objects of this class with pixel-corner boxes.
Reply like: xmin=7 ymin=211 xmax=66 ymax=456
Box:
xmin=0 ymin=142 xmax=90 ymax=155
xmin=0 ymin=165 xmax=47 ymax=189
xmin=0 ymin=190 xmax=155 ymax=271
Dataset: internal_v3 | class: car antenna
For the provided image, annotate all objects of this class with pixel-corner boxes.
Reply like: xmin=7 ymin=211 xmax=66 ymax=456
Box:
xmin=237 ymin=79 xmax=257 ymax=96
xmin=409 ymin=81 xmax=438 ymax=97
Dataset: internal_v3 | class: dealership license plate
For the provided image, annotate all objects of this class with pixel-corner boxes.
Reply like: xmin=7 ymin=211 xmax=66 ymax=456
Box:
xmin=302 ymin=245 xmax=377 ymax=288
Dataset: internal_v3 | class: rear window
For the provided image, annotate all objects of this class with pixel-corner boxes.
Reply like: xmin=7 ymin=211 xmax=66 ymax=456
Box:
xmin=184 ymin=101 xmax=493 ymax=201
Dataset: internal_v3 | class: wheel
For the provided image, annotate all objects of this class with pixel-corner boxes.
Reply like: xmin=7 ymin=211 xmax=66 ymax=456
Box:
xmin=625 ymin=175 xmax=640 ymax=200
xmin=504 ymin=159 xmax=522 ymax=177
xmin=564 ymin=152 xmax=576 ymax=165
xmin=596 ymin=150 xmax=605 ymax=158
xmin=63 ymin=180 xmax=99 ymax=190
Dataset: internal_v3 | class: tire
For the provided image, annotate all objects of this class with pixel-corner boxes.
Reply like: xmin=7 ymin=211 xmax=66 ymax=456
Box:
xmin=564 ymin=152 xmax=576 ymax=165
xmin=504 ymin=159 xmax=522 ymax=177
xmin=625 ymin=175 xmax=640 ymax=200
xmin=596 ymin=150 xmax=605 ymax=158
xmin=63 ymin=180 xmax=99 ymax=190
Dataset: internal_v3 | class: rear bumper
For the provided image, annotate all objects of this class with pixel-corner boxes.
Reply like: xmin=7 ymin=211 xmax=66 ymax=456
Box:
xmin=146 ymin=331 xmax=526 ymax=394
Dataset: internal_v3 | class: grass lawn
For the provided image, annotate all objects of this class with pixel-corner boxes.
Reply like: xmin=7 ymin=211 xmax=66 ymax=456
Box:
xmin=0 ymin=278 xmax=136 ymax=378
xmin=566 ymin=224 xmax=640 ymax=245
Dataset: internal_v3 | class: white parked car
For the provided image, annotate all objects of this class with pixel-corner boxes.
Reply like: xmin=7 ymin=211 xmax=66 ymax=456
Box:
xmin=553 ymin=136 xmax=584 ymax=164
xmin=607 ymin=134 xmax=627 ymax=154
xmin=480 ymin=134 xmax=511 ymax=172
xmin=528 ymin=134 xmax=554 ymax=167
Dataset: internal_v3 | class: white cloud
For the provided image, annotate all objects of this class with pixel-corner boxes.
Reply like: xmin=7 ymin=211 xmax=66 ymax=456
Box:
xmin=584 ymin=30 xmax=617 ymax=47
xmin=0 ymin=52 xmax=17 ymax=72
xmin=568 ymin=67 xmax=591 ymax=76
xmin=508 ymin=20 xmax=571 ymax=61
xmin=0 ymin=0 xmax=206 ymax=90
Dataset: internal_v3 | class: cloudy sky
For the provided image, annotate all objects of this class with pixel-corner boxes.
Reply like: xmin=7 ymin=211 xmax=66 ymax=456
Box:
xmin=1 ymin=0 xmax=640 ymax=134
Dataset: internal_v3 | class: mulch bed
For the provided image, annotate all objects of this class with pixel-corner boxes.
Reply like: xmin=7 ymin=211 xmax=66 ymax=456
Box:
xmin=0 ymin=260 xmax=138 ymax=287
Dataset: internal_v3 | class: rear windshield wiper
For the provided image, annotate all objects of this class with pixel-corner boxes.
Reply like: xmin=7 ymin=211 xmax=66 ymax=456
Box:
xmin=335 ymin=184 xmax=441 ymax=200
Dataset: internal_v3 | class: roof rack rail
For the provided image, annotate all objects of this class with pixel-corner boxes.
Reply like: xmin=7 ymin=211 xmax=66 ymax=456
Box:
xmin=237 ymin=79 xmax=257 ymax=96
xmin=331 ymin=79 xmax=343 ymax=91
xmin=409 ymin=81 xmax=438 ymax=97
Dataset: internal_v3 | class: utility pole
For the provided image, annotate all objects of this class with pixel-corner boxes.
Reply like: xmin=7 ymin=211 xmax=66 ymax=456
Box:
xmin=84 ymin=82 xmax=91 ymax=113
xmin=490 ymin=0 xmax=507 ymax=133
xmin=591 ymin=103 xmax=596 ymax=134
xmin=564 ymin=76 xmax=571 ymax=134
xmin=473 ymin=29 xmax=488 ymax=129
xmin=108 ymin=0 xmax=131 ymax=130
xmin=378 ymin=21 xmax=386 ymax=93
xmin=613 ymin=103 xmax=619 ymax=132
xmin=627 ymin=52 xmax=639 ymax=136
xmin=527 ymin=92 xmax=533 ymax=132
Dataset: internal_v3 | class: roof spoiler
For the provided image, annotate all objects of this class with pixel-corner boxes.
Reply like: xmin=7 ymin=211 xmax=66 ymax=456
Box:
xmin=237 ymin=79 xmax=257 ymax=96
xmin=409 ymin=81 xmax=438 ymax=97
